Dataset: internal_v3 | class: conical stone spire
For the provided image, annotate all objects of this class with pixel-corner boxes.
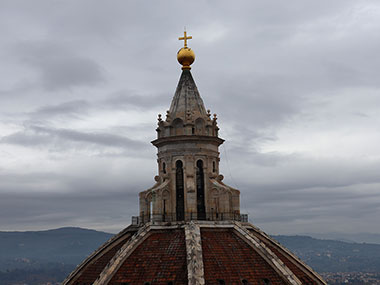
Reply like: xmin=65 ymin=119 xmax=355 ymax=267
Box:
xmin=169 ymin=69 xmax=208 ymax=121
xmin=155 ymin=67 xmax=219 ymax=139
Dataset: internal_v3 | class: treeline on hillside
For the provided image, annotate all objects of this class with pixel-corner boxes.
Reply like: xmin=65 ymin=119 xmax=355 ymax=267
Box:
xmin=0 ymin=263 xmax=74 ymax=285
xmin=274 ymin=235 xmax=380 ymax=272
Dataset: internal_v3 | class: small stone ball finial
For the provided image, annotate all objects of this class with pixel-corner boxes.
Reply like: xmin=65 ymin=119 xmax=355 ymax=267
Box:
xmin=177 ymin=47 xmax=195 ymax=70
xmin=166 ymin=110 xmax=171 ymax=122
xmin=158 ymin=114 xmax=162 ymax=122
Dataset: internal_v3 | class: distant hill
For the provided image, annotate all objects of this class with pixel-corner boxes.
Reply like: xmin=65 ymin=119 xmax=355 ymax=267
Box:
xmin=0 ymin=227 xmax=113 ymax=284
xmin=274 ymin=235 xmax=380 ymax=273
xmin=304 ymin=232 xmax=380 ymax=244
xmin=0 ymin=227 xmax=113 ymax=267
xmin=0 ymin=227 xmax=380 ymax=284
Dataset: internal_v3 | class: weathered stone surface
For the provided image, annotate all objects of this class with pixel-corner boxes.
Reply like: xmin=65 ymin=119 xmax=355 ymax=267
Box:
xmin=185 ymin=221 xmax=205 ymax=285
xmin=169 ymin=69 xmax=207 ymax=120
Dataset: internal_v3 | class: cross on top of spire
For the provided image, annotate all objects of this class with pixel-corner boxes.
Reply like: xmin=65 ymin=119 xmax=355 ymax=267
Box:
xmin=179 ymin=30 xmax=192 ymax=48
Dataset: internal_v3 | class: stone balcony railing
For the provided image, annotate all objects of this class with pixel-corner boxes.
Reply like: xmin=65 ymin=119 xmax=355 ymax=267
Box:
xmin=133 ymin=212 xmax=248 ymax=225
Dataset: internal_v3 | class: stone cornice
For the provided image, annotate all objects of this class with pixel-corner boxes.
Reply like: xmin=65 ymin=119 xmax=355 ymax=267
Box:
xmin=151 ymin=135 xmax=224 ymax=148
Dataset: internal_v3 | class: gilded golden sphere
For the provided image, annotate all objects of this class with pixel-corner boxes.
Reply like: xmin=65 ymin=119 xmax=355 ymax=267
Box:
xmin=177 ymin=47 xmax=195 ymax=69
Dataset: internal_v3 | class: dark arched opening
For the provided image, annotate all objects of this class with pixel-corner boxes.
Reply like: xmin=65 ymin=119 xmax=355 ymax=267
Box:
xmin=176 ymin=160 xmax=185 ymax=221
xmin=173 ymin=118 xmax=184 ymax=136
xmin=196 ymin=160 xmax=206 ymax=220
xmin=195 ymin=118 xmax=205 ymax=135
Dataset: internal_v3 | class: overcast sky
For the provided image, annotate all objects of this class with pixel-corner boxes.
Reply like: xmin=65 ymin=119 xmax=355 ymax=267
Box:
xmin=1 ymin=1 xmax=380 ymax=236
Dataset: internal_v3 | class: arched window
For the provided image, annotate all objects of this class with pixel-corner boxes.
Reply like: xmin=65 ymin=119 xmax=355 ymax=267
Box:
xmin=212 ymin=161 xmax=216 ymax=172
xmin=262 ymin=279 xmax=271 ymax=285
xmin=217 ymin=280 xmax=225 ymax=285
xmin=242 ymin=279 xmax=249 ymax=285
xmin=196 ymin=160 xmax=206 ymax=220
xmin=195 ymin=118 xmax=205 ymax=135
xmin=176 ymin=160 xmax=184 ymax=221
xmin=228 ymin=191 xmax=233 ymax=217
xmin=146 ymin=194 xmax=153 ymax=222
xmin=209 ymin=188 xmax=219 ymax=220
xmin=162 ymin=162 xmax=166 ymax=174
xmin=149 ymin=200 xmax=153 ymax=222
xmin=162 ymin=190 xmax=170 ymax=222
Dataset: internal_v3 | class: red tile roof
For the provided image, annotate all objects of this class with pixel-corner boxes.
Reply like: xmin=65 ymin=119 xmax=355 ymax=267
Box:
xmin=201 ymin=228 xmax=287 ymax=284
xmin=109 ymin=230 xmax=187 ymax=284
xmin=63 ymin=222 xmax=326 ymax=285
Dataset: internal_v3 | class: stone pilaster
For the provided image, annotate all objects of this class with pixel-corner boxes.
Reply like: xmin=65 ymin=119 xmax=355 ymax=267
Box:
xmin=184 ymin=221 xmax=205 ymax=285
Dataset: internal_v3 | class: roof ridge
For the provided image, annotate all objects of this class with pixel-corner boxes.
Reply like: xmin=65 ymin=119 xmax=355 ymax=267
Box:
xmin=231 ymin=222 xmax=302 ymax=285
xmin=93 ymin=223 xmax=152 ymax=285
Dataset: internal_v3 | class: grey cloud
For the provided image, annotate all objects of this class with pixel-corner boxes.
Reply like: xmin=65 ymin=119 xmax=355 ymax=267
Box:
xmin=243 ymin=181 xmax=380 ymax=227
xmin=0 ymin=191 xmax=139 ymax=233
xmin=103 ymin=91 xmax=167 ymax=110
xmin=204 ymin=74 xmax=305 ymax=134
xmin=27 ymin=92 xmax=164 ymax=122
xmin=0 ymin=172 xmax=66 ymax=188
xmin=30 ymin=100 xmax=90 ymax=118
xmin=0 ymin=164 xmax=153 ymax=232
xmin=1 ymin=129 xmax=50 ymax=147
xmin=1 ymin=125 xmax=147 ymax=151
xmin=225 ymin=152 xmax=380 ymax=193
xmin=12 ymin=41 xmax=105 ymax=90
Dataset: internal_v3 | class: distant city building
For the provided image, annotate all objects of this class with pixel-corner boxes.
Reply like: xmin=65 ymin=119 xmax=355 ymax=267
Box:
xmin=63 ymin=32 xmax=326 ymax=285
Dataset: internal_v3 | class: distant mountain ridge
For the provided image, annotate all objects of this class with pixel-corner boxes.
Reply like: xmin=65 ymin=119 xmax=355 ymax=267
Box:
xmin=0 ymin=227 xmax=380 ymax=285
xmin=0 ymin=227 xmax=113 ymax=268
xmin=274 ymin=235 xmax=380 ymax=273
xmin=302 ymin=232 xmax=380 ymax=244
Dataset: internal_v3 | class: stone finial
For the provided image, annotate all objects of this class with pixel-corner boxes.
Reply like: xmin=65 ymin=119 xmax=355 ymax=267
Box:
xmin=166 ymin=110 xmax=171 ymax=122
xmin=158 ymin=114 xmax=162 ymax=122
